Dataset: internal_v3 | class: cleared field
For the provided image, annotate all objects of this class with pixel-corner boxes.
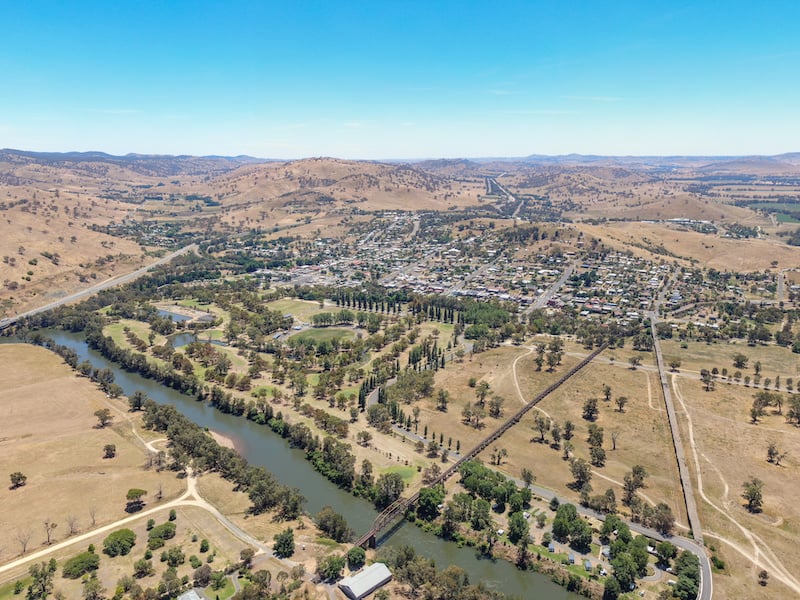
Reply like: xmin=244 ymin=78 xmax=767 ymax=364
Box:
xmin=661 ymin=339 xmax=799 ymax=381
xmin=578 ymin=221 xmax=800 ymax=271
xmin=670 ymin=374 xmax=800 ymax=596
xmin=0 ymin=345 xmax=184 ymax=565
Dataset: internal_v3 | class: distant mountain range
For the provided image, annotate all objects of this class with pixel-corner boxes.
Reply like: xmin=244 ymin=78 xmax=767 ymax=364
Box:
xmin=4 ymin=148 xmax=800 ymax=175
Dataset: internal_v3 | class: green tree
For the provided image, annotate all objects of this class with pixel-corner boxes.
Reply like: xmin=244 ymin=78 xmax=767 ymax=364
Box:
xmin=163 ymin=546 xmax=185 ymax=567
xmin=533 ymin=415 xmax=550 ymax=442
xmin=475 ymin=381 xmax=491 ymax=407
xmin=93 ymin=408 xmax=113 ymax=428
xmin=273 ymin=528 xmax=295 ymax=558
xmin=417 ymin=486 xmax=445 ymax=521
xmin=346 ymin=546 xmax=366 ymax=570
xmin=521 ymin=468 xmax=535 ymax=488
xmin=582 ymin=398 xmax=599 ymax=421
xmin=27 ymin=560 xmax=57 ymax=599
xmin=103 ymin=444 xmax=116 ymax=459
xmin=611 ymin=553 xmax=637 ymax=592
xmin=507 ymin=512 xmax=529 ymax=545
xmin=570 ymin=458 xmax=592 ymax=489
xmin=103 ymin=529 xmax=136 ymax=557
xmin=315 ymin=507 xmax=354 ymax=543
xmin=374 ymin=472 xmax=405 ymax=509
xmin=62 ymin=551 xmax=100 ymax=579
xmin=742 ymin=477 xmax=764 ymax=512
xmin=125 ymin=489 xmax=147 ymax=513
xmin=317 ymin=554 xmax=346 ymax=582
xmin=656 ymin=541 xmax=677 ymax=566
xmin=10 ymin=471 xmax=27 ymax=489
xmin=82 ymin=575 xmax=105 ymax=600
xmin=133 ymin=558 xmax=153 ymax=578
xmin=128 ymin=390 xmax=148 ymax=412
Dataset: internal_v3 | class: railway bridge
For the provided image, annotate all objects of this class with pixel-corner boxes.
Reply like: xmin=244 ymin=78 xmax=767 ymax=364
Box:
xmin=354 ymin=342 xmax=609 ymax=548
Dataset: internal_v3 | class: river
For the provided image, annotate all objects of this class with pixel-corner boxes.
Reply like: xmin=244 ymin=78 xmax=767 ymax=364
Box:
xmin=22 ymin=330 xmax=578 ymax=599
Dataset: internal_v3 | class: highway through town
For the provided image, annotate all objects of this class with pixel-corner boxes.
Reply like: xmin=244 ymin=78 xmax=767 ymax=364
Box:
xmin=0 ymin=244 xmax=197 ymax=330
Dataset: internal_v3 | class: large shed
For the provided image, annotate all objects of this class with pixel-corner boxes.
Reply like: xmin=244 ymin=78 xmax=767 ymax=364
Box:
xmin=338 ymin=562 xmax=392 ymax=599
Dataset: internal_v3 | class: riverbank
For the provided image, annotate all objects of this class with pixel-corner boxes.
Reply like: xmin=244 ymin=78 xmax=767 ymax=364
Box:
xmin=14 ymin=329 xmax=579 ymax=599
xmin=209 ymin=429 xmax=238 ymax=450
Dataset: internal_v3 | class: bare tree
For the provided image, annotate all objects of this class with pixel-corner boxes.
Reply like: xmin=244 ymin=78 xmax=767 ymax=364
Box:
xmin=16 ymin=529 xmax=32 ymax=554
xmin=89 ymin=505 xmax=97 ymax=527
xmin=66 ymin=515 xmax=79 ymax=536
xmin=43 ymin=519 xmax=57 ymax=545
xmin=611 ymin=430 xmax=620 ymax=451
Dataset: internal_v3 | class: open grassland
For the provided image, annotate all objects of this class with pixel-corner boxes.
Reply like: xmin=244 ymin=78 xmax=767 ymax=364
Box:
xmin=264 ymin=298 xmax=327 ymax=323
xmin=196 ymin=473 xmax=346 ymax=578
xmin=290 ymin=327 xmax=355 ymax=344
xmin=578 ymin=221 xmax=800 ymax=271
xmin=661 ymin=339 xmax=799 ymax=381
xmin=485 ymin=351 xmax=685 ymax=527
xmin=671 ymin=374 xmax=800 ymax=597
xmin=1 ymin=505 xmax=245 ymax=598
xmin=0 ymin=345 xmax=184 ymax=565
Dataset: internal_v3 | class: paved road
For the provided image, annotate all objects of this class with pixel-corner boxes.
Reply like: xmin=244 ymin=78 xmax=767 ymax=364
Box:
xmin=0 ymin=244 xmax=197 ymax=330
xmin=528 ymin=263 xmax=575 ymax=312
xmin=647 ymin=269 xmax=711 ymax=600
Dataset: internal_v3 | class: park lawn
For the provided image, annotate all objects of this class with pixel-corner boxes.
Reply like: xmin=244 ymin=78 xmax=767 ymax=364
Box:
xmin=384 ymin=465 xmax=416 ymax=483
xmin=208 ymin=575 xmax=236 ymax=599
xmin=251 ymin=384 xmax=277 ymax=398
xmin=291 ymin=327 xmax=354 ymax=344
xmin=105 ymin=318 xmax=166 ymax=349
xmin=0 ymin=578 xmax=29 ymax=600
xmin=195 ymin=328 xmax=226 ymax=342
xmin=265 ymin=298 xmax=327 ymax=323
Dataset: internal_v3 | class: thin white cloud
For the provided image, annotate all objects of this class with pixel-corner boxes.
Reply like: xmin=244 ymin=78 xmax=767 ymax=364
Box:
xmin=89 ymin=108 xmax=143 ymax=115
xmin=495 ymin=109 xmax=578 ymax=116
xmin=344 ymin=122 xmax=363 ymax=128
xmin=562 ymin=95 xmax=622 ymax=103
xmin=488 ymin=89 xmax=514 ymax=96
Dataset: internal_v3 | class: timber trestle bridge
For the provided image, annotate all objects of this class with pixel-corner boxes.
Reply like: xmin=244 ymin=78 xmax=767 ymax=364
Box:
xmin=354 ymin=342 xmax=609 ymax=548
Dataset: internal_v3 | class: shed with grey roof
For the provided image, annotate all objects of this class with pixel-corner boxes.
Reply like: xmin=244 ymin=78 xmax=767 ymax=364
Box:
xmin=338 ymin=562 xmax=392 ymax=599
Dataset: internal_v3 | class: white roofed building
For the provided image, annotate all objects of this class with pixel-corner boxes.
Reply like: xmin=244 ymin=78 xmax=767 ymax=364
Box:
xmin=338 ymin=562 xmax=392 ymax=599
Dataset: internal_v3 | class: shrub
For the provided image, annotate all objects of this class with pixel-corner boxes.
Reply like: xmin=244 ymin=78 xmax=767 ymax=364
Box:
xmin=346 ymin=546 xmax=366 ymax=570
xmin=147 ymin=522 xmax=176 ymax=550
xmin=103 ymin=529 xmax=136 ymax=557
xmin=62 ymin=551 xmax=100 ymax=579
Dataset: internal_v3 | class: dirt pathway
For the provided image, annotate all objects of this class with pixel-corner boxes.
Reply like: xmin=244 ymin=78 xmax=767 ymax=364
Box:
xmin=512 ymin=345 xmax=552 ymax=421
xmin=671 ymin=375 xmax=800 ymax=593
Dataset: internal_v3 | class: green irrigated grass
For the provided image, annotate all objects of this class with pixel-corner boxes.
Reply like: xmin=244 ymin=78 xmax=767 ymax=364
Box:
xmin=385 ymin=465 xmax=416 ymax=482
xmin=213 ymin=576 xmax=237 ymax=600
xmin=251 ymin=384 xmax=276 ymax=398
xmin=265 ymin=298 xmax=327 ymax=322
xmin=291 ymin=327 xmax=354 ymax=344
xmin=0 ymin=578 xmax=29 ymax=600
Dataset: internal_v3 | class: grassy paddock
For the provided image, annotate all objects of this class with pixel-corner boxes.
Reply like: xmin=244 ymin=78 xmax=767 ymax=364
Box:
xmin=290 ymin=327 xmax=354 ymax=344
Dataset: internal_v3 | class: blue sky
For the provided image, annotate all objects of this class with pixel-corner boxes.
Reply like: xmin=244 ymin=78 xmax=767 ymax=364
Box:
xmin=1 ymin=1 xmax=798 ymax=158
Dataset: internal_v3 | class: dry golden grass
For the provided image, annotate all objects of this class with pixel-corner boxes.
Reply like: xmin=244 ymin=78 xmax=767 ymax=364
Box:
xmin=0 ymin=202 xmax=147 ymax=316
xmin=416 ymin=340 xmax=684 ymax=524
xmin=577 ymin=221 xmax=800 ymax=271
xmin=670 ymin=374 xmax=800 ymax=597
xmin=0 ymin=344 xmax=185 ymax=563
